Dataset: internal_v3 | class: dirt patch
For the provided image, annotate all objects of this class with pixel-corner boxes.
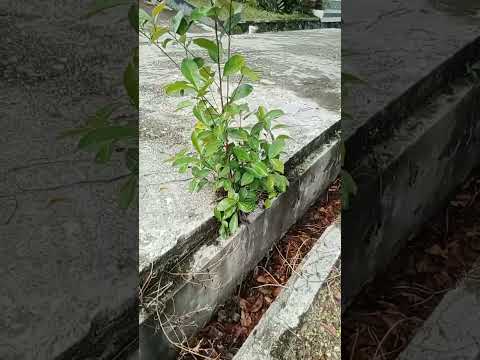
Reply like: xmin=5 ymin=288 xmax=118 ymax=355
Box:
xmin=177 ymin=179 xmax=341 ymax=359
xmin=343 ymin=167 xmax=480 ymax=360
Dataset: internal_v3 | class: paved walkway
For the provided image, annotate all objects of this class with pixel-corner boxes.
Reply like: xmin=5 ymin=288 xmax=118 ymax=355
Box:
xmin=275 ymin=263 xmax=341 ymax=360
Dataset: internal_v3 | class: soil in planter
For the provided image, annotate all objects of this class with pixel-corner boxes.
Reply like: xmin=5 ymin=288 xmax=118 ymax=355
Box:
xmin=177 ymin=179 xmax=341 ymax=359
xmin=342 ymin=167 xmax=480 ymax=360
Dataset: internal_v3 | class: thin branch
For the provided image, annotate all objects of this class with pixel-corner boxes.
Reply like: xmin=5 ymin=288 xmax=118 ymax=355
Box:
xmin=140 ymin=29 xmax=179 ymax=68
xmin=226 ymin=0 xmax=233 ymax=100
xmin=210 ymin=2 xmax=224 ymax=112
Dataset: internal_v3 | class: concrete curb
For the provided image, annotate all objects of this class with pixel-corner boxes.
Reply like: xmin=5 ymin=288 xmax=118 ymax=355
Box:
xmin=140 ymin=131 xmax=341 ymax=359
xmin=343 ymin=70 xmax=480 ymax=308
xmin=397 ymin=259 xmax=480 ymax=360
xmin=233 ymin=222 xmax=341 ymax=360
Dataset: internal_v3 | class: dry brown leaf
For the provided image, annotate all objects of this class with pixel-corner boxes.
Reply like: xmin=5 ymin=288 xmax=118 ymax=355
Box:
xmin=240 ymin=310 xmax=252 ymax=328
xmin=250 ymin=296 xmax=263 ymax=312
xmin=258 ymin=287 xmax=272 ymax=295
xmin=272 ymin=287 xmax=283 ymax=297
xmin=470 ymin=238 xmax=480 ymax=251
xmin=256 ymin=275 xmax=268 ymax=283
xmin=239 ymin=298 xmax=249 ymax=310
xmin=425 ymin=244 xmax=447 ymax=258
xmin=416 ymin=259 xmax=435 ymax=273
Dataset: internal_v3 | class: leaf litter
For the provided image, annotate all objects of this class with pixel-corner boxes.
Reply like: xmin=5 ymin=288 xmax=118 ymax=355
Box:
xmin=178 ymin=179 xmax=341 ymax=359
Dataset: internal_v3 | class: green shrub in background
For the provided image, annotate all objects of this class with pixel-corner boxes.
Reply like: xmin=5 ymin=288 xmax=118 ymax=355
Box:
xmin=255 ymin=0 xmax=304 ymax=14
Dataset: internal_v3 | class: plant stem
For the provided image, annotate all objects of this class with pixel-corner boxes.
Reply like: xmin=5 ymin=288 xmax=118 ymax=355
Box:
xmin=212 ymin=13 xmax=224 ymax=112
xmin=226 ymin=0 xmax=233 ymax=102
xmin=140 ymin=29 xmax=179 ymax=68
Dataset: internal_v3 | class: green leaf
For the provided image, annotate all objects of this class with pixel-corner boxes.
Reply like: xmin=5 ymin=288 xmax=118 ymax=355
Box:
xmin=231 ymin=84 xmax=253 ymax=102
xmin=151 ymin=26 xmax=168 ymax=42
xmin=119 ymin=175 xmax=138 ymax=209
xmin=264 ymin=198 xmax=273 ymax=209
xmin=248 ymin=161 xmax=269 ymax=178
xmin=214 ymin=207 xmax=222 ymax=221
xmin=257 ymin=106 xmax=266 ymax=121
xmin=58 ymin=127 xmax=91 ymax=139
xmin=240 ymin=187 xmax=256 ymax=201
xmin=241 ymin=66 xmax=260 ymax=81
xmin=276 ymin=134 xmax=292 ymax=141
xmin=193 ymin=38 xmax=220 ymax=62
xmin=87 ymin=105 xmax=115 ymax=127
xmin=171 ymin=10 xmax=184 ymax=33
xmin=265 ymin=109 xmax=285 ymax=122
xmin=128 ymin=4 xmax=139 ymax=33
xmin=193 ymin=57 xmax=205 ymax=69
xmin=223 ymin=204 xmax=237 ymax=220
xmin=223 ymin=54 xmax=245 ymax=77
xmin=191 ymin=6 xmax=212 ymax=21
xmin=229 ymin=212 xmax=239 ymax=233
xmin=268 ymin=138 xmax=285 ymax=159
xmin=95 ymin=141 xmax=113 ymax=163
xmin=78 ymin=127 xmax=137 ymax=149
xmin=342 ymin=72 xmax=365 ymax=84
xmin=126 ymin=148 xmax=139 ymax=173
xmin=191 ymin=130 xmax=202 ymax=153
xmin=240 ymin=172 xmax=254 ymax=186
xmin=216 ymin=197 xmax=237 ymax=212
xmin=139 ymin=8 xmax=152 ymax=28
xmin=124 ymin=56 xmax=138 ymax=108
xmin=181 ymin=58 xmax=203 ymax=89
xmin=228 ymin=128 xmax=249 ymax=141
xmin=176 ymin=100 xmax=193 ymax=111
xmin=204 ymin=138 xmax=219 ymax=156
xmin=238 ymin=199 xmax=256 ymax=213
xmin=265 ymin=175 xmax=275 ymax=192
xmin=274 ymin=174 xmax=288 ymax=192
xmin=270 ymin=158 xmax=284 ymax=173
xmin=152 ymin=3 xmax=166 ymax=17
xmin=233 ymin=147 xmax=250 ymax=162
xmin=219 ymin=221 xmax=228 ymax=239
xmin=165 ymin=80 xmax=191 ymax=95
xmin=162 ymin=38 xmax=173 ymax=48
xmin=219 ymin=165 xmax=230 ymax=178
xmin=250 ymin=122 xmax=264 ymax=137
xmin=341 ymin=169 xmax=357 ymax=210
xmin=228 ymin=190 xmax=239 ymax=201
xmin=272 ymin=123 xmax=289 ymax=130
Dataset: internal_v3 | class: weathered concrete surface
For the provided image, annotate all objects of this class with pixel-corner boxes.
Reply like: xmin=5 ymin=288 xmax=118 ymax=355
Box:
xmin=342 ymin=0 xmax=480 ymax=307
xmin=140 ymin=130 xmax=341 ymax=359
xmin=0 ymin=1 xmax=137 ymax=359
xmin=139 ymin=29 xmax=341 ymax=275
xmin=398 ymin=260 xmax=480 ymax=360
xmin=343 ymin=0 xmax=480 ymax=153
xmin=343 ymin=70 xmax=480 ymax=308
xmin=233 ymin=223 xmax=341 ymax=360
